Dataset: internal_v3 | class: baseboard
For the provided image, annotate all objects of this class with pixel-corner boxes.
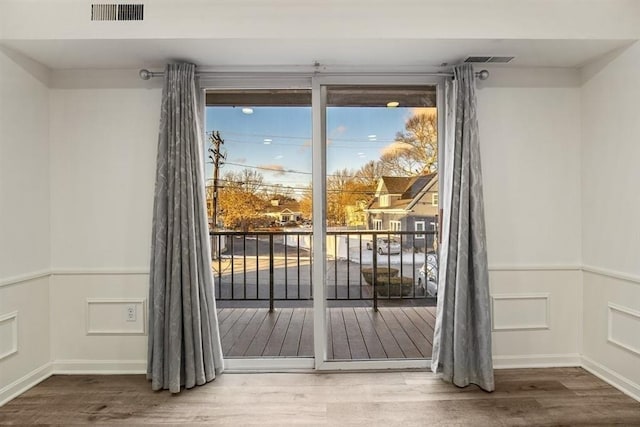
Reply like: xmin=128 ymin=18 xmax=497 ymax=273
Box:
xmin=51 ymin=359 xmax=147 ymax=374
xmin=493 ymin=353 xmax=582 ymax=369
xmin=581 ymin=355 xmax=640 ymax=402
xmin=0 ymin=362 xmax=52 ymax=407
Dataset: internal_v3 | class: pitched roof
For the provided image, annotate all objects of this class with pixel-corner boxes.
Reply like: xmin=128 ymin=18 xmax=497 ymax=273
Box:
xmin=380 ymin=176 xmax=413 ymax=194
xmin=367 ymin=173 xmax=437 ymax=211
xmin=263 ymin=201 xmax=301 ymax=214
xmin=401 ymin=173 xmax=436 ymax=199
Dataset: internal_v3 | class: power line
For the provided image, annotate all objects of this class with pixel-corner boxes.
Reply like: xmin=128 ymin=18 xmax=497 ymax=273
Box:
xmin=222 ymin=161 xmax=382 ymax=180
xmin=223 ymin=161 xmax=312 ymax=175
xmin=209 ymin=178 xmax=378 ymax=196
xmin=205 ymin=129 xmax=416 ymax=145
xmin=220 ymin=138 xmax=398 ymax=149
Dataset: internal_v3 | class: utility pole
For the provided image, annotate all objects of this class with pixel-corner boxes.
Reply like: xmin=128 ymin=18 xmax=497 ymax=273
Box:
xmin=208 ymin=131 xmax=226 ymax=230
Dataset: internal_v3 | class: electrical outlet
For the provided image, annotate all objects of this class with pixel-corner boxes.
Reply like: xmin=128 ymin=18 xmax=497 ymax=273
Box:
xmin=126 ymin=305 xmax=137 ymax=322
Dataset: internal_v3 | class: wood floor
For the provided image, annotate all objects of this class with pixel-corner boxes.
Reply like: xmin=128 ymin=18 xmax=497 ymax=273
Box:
xmin=218 ymin=306 xmax=436 ymax=359
xmin=1 ymin=368 xmax=639 ymax=425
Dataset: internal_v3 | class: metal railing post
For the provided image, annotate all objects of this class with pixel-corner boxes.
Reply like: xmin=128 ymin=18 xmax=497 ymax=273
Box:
xmin=269 ymin=233 xmax=275 ymax=312
xmin=372 ymin=231 xmax=378 ymax=312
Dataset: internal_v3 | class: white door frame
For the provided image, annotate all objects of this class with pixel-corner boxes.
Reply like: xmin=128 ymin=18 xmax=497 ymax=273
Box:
xmin=312 ymin=74 xmax=443 ymax=371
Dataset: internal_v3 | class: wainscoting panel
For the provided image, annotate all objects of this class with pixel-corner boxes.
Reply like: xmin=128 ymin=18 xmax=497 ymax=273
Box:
xmin=86 ymin=298 xmax=146 ymax=335
xmin=0 ymin=276 xmax=50 ymax=406
xmin=488 ymin=269 xmax=581 ymax=361
xmin=491 ymin=293 xmax=550 ymax=331
xmin=50 ymin=274 xmax=148 ymax=363
xmin=608 ymin=303 xmax=640 ymax=356
xmin=0 ymin=311 xmax=18 ymax=360
xmin=583 ymin=269 xmax=640 ymax=402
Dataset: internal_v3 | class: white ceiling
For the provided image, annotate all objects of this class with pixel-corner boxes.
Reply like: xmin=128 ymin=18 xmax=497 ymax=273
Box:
xmin=3 ymin=38 xmax=635 ymax=70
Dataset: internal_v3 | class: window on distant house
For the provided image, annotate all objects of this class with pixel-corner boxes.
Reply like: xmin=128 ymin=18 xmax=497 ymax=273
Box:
xmin=389 ymin=220 xmax=401 ymax=231
xmin=415 ymin=221 xmax=425 ymax=239
xmin=373 ymin=219 xmax=383 ymax=230
xmin=432 ymin=193 xmax=438 ymax=206
xmin=380 ymin=194 xmax=390 ymax=207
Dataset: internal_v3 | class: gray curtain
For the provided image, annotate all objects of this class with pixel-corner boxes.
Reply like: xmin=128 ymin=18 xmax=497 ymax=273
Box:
xmin=147 ymin=63 xmax=223 ymax=393
xmin=431 ymin=64 xmax=494 ymax=392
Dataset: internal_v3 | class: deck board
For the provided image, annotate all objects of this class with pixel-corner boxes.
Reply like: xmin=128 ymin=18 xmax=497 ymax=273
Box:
xmin=220 ymin=308 xmax=257 ymax=351
xmin=389 ymin=309 xmax=433 ymax=356
xmin=280 ymin=307 xmax=306 ymax=356
xmin=341 ymin=308 xmax=369 ymax=360
xmin=218 ymin=306 xmax=436 ymax=359
xmin=226 ymin=309 xmax=268 ymax=357
xmin=330 ymin=308 xmax=352 ymax=359
xmin=353 ymin=307 xmax=387 ymax=358
xmin=376 ymin=309 xmax=423 ymax=358
xmin=262 ymin=308 xmax=293 ymax=356
xmin=298 ymin=308 xmax=314 ymax=357
xmin=364 ymin=308 xmax=405 ymax=358
xmin=245 ymin=310 xmax=280 ymax=356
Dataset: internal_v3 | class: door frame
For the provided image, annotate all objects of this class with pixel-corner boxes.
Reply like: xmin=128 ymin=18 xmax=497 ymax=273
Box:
xmin=312 ymin=74 xmax=444 ymax=371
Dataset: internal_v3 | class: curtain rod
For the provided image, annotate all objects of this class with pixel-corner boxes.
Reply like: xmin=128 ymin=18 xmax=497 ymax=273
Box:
xmin=138 ymin=68 xmax=490 ymax=81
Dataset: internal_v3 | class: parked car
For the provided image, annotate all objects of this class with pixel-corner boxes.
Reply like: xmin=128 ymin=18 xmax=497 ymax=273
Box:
xmin=366 ymin=237 xmax=401 ymax=255
xmin=418 ymin=252 xmax=438 ymax=296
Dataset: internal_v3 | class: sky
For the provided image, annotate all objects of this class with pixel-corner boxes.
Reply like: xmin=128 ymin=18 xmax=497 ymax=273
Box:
xmin=204 ymin=105 xmax=423 ymax=198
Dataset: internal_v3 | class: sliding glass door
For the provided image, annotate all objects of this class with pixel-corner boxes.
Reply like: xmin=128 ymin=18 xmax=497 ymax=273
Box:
xmin=204 ymin=76 xmax=442 ymax=370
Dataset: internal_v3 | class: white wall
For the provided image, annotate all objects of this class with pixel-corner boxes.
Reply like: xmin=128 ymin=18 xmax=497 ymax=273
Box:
xmin=477 ymin=75 xmax=583 ymax=365
xmin=580 ymin=41 xmax=640 ymax=398
xmin=50 ymin=87 xmax=159 ymax=270
xmin=0 ymin=48 xmax=51 ymax=404
xmin=478 ymin=83 xmax=582 ymax=267
xmin=49 ymin=85 xmax=160 ymax=366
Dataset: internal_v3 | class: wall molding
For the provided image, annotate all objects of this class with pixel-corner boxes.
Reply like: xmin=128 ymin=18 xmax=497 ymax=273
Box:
xmin=0 ymin=265 xmax=588 ymax=283
xmin=491 ymin=293 xmax=550 ymax=331
xmin=0 ymin=362 xmax=52 ymax=407
xmin=0 ymin=311 xmax=19 ymax=360
xmin=51 ymin=268 xmax=150 ymax=276
xmin=493 ymin=353 xmax=582 ymax=369
xmin=0 ymin=267 xmax=149 ymax=289
xmin=488 ymin=264 xmax=581 ymax=272
xmin=582 ymin=355 xmax=640 ymax=402
xmin=51 ymin=359 xmax=147 ymax=374
xmin=607 ymin=303 xmax=640 ymax=356
xmin=583 ymin=265 xmax=640 ymax=286
xmin=0 ymin=270 xmax=50 ymax=288
xmin=2 ymin=265 xmax=635 ymax=283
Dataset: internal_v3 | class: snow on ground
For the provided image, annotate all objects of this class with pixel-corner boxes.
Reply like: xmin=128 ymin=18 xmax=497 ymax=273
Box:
xmin=347 ymin=240 xmax=429 ymax=268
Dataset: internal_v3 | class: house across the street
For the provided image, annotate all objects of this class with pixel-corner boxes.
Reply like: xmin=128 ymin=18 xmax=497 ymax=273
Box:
xmin=365 ymin=174 xmax=438 ymax=251
xmin=264 ymin=199 xmax=304 ymax=225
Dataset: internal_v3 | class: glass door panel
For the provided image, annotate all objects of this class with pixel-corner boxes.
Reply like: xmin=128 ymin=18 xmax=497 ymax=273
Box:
xmin=205 ymin=89 xmax=314 ymax=359
xmin=324 ymin=85 xmax=439 ymax=361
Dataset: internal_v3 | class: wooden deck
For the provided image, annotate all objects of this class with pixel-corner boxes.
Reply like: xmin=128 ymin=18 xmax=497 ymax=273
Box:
xmin=217 ymin=306 xmax=436 ymax=359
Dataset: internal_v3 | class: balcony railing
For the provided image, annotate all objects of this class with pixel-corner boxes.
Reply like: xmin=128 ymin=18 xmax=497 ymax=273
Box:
xmin=210 ymin=230 xmax=438 ymax=312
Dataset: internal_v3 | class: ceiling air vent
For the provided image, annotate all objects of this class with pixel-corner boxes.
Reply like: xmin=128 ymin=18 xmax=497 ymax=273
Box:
xmin=91 ymin=4 xmax=144 ymax=21
xmin=464 ymin=56 xmax=514 ymax=64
